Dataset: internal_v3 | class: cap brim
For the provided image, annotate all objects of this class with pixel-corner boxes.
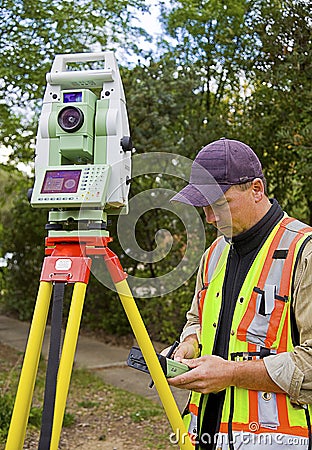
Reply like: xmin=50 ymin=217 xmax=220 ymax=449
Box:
xmin=170 ymin=183 xmax=231 ymax=207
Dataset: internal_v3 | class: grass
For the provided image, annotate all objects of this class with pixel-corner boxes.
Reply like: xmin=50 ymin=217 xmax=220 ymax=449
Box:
xmin=0 ymin=344 xmax=175 ymax=449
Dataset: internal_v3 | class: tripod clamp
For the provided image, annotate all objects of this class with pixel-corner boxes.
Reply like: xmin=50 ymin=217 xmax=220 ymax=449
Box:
xmin=41 ymin=235 xmax=126 ymax=284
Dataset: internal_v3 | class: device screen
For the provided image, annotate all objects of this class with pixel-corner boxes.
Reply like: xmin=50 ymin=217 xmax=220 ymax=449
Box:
xmin=63 ymin=92 xmax=83 ymax=103
xmin=41 ymin=170 xmax=81 ymax=194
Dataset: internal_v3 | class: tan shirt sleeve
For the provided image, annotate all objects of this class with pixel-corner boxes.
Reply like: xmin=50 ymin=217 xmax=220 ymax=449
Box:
xmin=264 ymin=239 xmax=312 ymax=404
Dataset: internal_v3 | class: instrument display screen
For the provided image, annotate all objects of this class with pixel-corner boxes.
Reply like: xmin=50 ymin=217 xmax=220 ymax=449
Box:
xmin=41 ymin=170 xmax=81 ymax=194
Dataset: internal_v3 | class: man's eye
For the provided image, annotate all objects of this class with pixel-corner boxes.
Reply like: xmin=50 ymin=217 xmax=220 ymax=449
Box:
xmin=214 ymin=202 xmax=227 ymax=208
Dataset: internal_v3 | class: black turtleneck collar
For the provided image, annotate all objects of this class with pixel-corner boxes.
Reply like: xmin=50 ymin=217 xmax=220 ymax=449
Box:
xmin=231 ymin=199 xmax=284 ymax=256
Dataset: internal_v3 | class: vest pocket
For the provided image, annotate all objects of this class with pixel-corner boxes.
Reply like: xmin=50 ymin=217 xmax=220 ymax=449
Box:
xmin=258 ymin=391 xmax=279 ymax=429
xmin=237 ymin=285 xmax=288 ymax=348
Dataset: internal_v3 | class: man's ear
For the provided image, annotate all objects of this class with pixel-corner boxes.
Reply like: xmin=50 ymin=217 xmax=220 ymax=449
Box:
xmin=252 ymin=178 xmax=265 ymax=203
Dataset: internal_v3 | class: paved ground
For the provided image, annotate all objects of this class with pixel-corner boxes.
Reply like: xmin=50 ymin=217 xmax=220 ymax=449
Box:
xmin=0 ymin=315 xmax=189 ymax=411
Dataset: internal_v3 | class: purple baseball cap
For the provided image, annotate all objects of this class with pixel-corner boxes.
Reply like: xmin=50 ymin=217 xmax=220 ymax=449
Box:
xmin=171 ymin=138 xmax=264 ymax=206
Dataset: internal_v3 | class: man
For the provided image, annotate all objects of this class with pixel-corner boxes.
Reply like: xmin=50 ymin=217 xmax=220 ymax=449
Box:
xmin=168 ymin=138 xmax=312 ymax=449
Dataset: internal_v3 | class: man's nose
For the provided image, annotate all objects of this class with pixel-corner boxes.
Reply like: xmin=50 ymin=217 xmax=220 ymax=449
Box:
xmin=203 ymin=206 xmax=218 ymax=223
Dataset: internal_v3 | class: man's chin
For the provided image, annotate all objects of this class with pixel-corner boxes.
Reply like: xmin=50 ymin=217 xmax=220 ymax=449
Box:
xmin=217 ymin=226 xmax=232 ymax=238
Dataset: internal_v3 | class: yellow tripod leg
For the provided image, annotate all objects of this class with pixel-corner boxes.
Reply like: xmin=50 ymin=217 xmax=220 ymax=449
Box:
xmin=5 ymin=281 xmax=53 ymax=450
xmin=50 ymin=281 xmax=87 ymax=450
xmin=115 ymin=279 xmax=193 ymax=450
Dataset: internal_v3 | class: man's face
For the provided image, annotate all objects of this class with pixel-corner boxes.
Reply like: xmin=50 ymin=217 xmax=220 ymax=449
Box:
xmin=202 ymin=184 xmax=256 ymax=237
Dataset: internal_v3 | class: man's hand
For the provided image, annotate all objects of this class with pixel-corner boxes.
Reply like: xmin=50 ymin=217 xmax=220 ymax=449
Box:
xmin=168 ymin=355 xmax=233 ymax=394
xmin=168 ymin=354 xmax=286 ymax=395
xmin=174 ymin=335 xmax=200 ymax=361
xmin=161 ymin=334 xmax=200 ymax=360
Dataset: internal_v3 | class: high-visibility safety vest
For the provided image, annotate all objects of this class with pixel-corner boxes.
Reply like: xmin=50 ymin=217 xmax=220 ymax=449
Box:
xmin=184 ymin=216 xmax=312 ymax=449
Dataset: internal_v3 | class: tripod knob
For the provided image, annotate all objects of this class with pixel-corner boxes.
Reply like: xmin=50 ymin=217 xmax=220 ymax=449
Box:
xmin=87 ymin=222 xmax=107 ymax=230
xmin=120 ymin=136 xmax=133 ymax=152
xmin=45 ymin=223 xmax=63 ymax=231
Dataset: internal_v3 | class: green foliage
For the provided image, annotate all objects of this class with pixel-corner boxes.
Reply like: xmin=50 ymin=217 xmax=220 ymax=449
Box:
xmin=62 ymin=411 xmax=76 ymax=428
xmin=236 ymin=0 xmax=312 ymax=223
xmin=28 ymin=406 xmax=43 ymax=428
xmin=0 ymin=0 xmax=311 ymax=343
xmin=0 ymin=393 xmax=14 ymax=443
xmin=27 ymin=405 xmax=75 ymax=429
xmin=160 ymin=0 xmax=312 ymax=224
xmin=0 ymin=173 xmax=47 ymax=319
xmin=81 ymin=275 xmax=133 ymax=336
xmin=160 ymin=0 xmax=260 ymax=115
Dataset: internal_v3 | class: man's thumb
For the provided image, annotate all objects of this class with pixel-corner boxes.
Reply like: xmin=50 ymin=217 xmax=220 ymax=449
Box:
xmin=181 ymin=357 xmax=200 ymax=368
